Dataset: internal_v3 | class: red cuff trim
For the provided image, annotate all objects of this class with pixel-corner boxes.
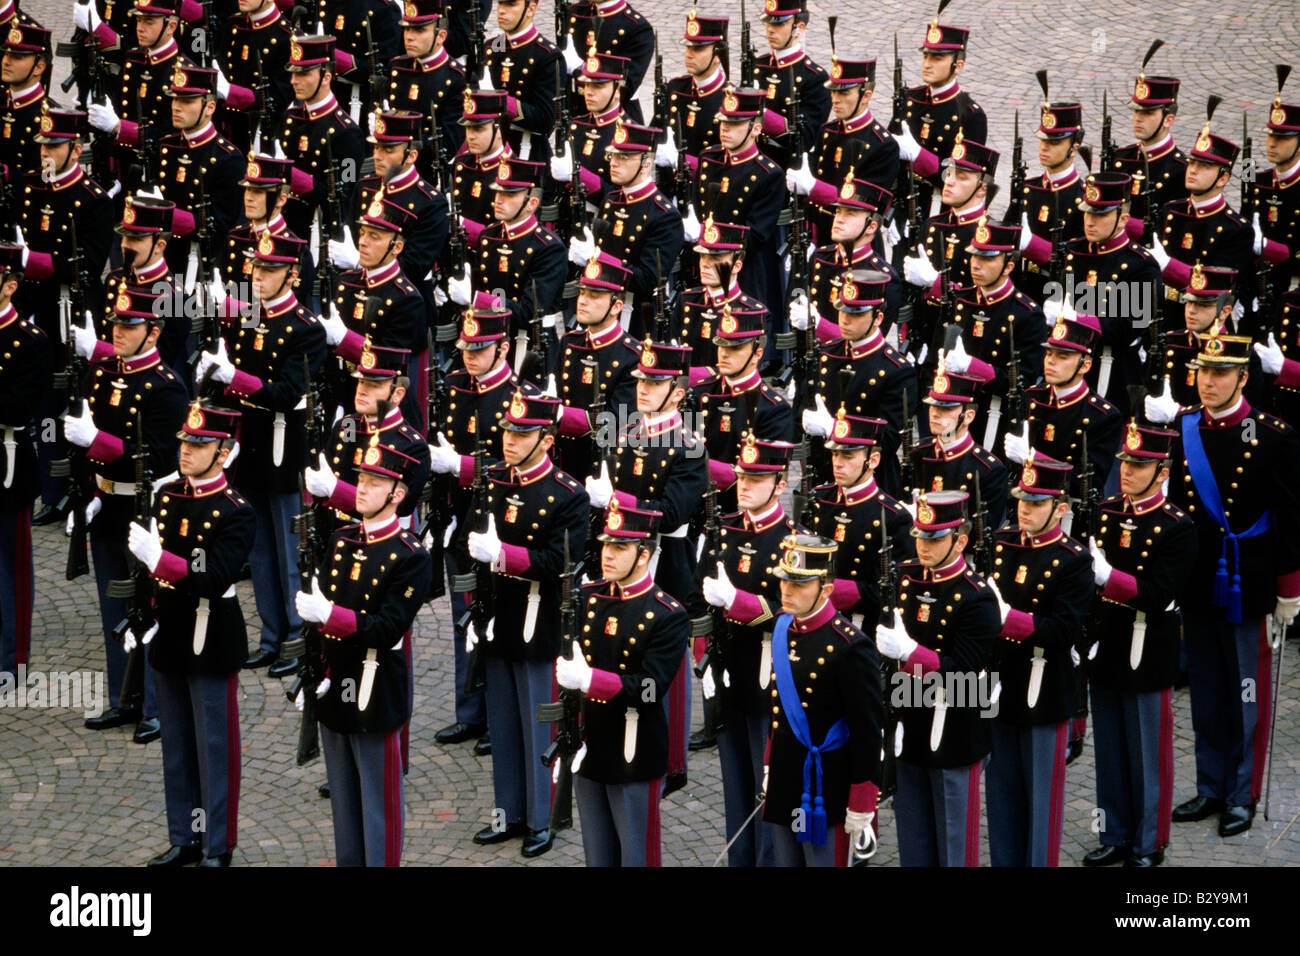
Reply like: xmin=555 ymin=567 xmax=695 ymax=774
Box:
xmin=1101 ymin=568 xmax=1139 ymax=604
xmin=612 ymin=489 xmax=636 ymax=508
xmin=830 ymin=577 xmax=859 ymax=611
xmin=1277 ymin=357 xmax=1300 ymax=389
xmin=23 ymin=250 xmax=53 ymax=281
xmin=1000 ymin=607 xmax=1035 ymax=641
xmin=848 ymin=780 xmax=878 ymax=815
xmin=290 ymin=166 xmax=315 ymax=196
xmin=93 ymin=22 xmax=119 ymax=49
xmin=505 ymin=95 xmax=521 ymax=120
xmin=153 ymin=549 xmax=189 ymax=583
xmin=579 ymin=166 xmax=601 ymax=194
xmin=727 ymin=589 xmax=764 ymax=625
xmin=226 ymin=369 xmax=263 ymax=397
xmin=499 ymin=542 xmax=530 ymax=575
xmin=87 ymin=430 xmax=123 ymax=463
xmin=335 ymin=328 xmax=366 ymax=363
xmin=324 ymin=604 xmax=357 ymax=638
xmin=688 ymin=365 xmax=714 ymax=388
xmin=325 ymin=480 xmax=358 ymax=512
xmin=224 ymin=83 xmax=256 ymax=111
xmin=1277 ymin=567 xmax=1300 ymax=599
xmin=1022 ymin=233 xmax=1052 ymax=266
xmin=707 ymin=457 xmax=736 ymax=488
xmin=117 ymin=119 xmax=138 ymax=147
xmin=587 ymin=668 xmax=623 ymax=701
xmin=964 ymin=356 xmax=995 ymax=383
xmin=683 ymin=154 xmax=698 ymax=176
xmin=91 ymin=339 xmax=115 ymax=362
xmin=558 ymin=404 xmax=590 ymax=436
xmin=170 ymin=208 xmax=196 ymax=237
xmin=179 ymin=0 xmax=202 ymax=20
xmin=807 ymin=178 xmax=838 ymax=207
xmin=1161 ymin=257 xmax=1192 ymax=287
xmin=457 ymin=455 xmax=474 ymax=488
xmin=1125 ymin=217 xmax=1145 ymax=241
xmin=334 ymin=50 xmax=355 ymax=74
xmin=904 ymin=643 xmax=940 ymax=674
xmin=463 ymin=218 xmax=485 ymax=243
xmin=1263 ymin=237 xmax=1290 ymax=265
xmin=912 ymin=147 xmax=940 ymax=179
xmin=816 ymin=315 xmax=839 ymax=343
xmin=472 ymin=290 xmax=502 ymax=309
xmin=761 ymin=108 xmax=788 ymax=137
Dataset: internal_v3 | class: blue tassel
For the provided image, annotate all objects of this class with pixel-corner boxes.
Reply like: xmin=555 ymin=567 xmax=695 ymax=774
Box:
xmin=1228 ymin=574 xmax=1243 ymax=624
xmin=1213 ymin=554 xmax=1228 ymax=608
xmin=811 ymin=794 xmax=827 ymax=846
xmin=798 ymin=793 xmax=812 ymax=844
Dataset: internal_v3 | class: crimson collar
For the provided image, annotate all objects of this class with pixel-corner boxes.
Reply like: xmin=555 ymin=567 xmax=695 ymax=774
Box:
xmin=1126 ymin=488 xmax=1166 ymax=515
xmin=1203 ymin=398 xmax=1250 ymax=429
xmin=364 ymin=260 xmax=401 ymax=287
xmin=475 ymin=361 xmax=512 ymax=392
xmin=790 ymin=598 xmax=836 ymax=633
xmin=1020 ymin=524 xmax=1064 ymax=548
xmin=924 ymin=555 xmax=967 ymax=582
xmin=838 ymin=476 xmax=879 ymax=506
xmin=610 ymin=571 xmax=653 ymax=600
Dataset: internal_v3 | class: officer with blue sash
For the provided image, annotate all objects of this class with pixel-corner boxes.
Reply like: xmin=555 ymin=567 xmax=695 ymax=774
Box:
xmin=761 ymin=534 xmax=883 ymax=867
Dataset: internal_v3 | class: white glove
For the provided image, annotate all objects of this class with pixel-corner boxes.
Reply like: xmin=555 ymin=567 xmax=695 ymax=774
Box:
xmin=293 ymin=675 xmax=330 ymax=711
xmin=654 ymin=130 xmax=678 ymax=170
xmin=844 ymin=808 xmax=875 ymax=841
xmin=127 ymin=519 xmax=163 ymax=571
xmin=1019 ymin=213 xmax=1034 ymax=252
xmin=544 ymin=373 xmax=559 ymax=399
xmin=1275 ymin=595 xmax=1300 ymax=627
xmin=681 ymin=207 xmax=701 ymax=243
xmin=885 ymin=220 xmax=902 ymax=247
xmin=1002 ymin=421 xmax=1030 ymax=465
xmin=801 ymin=393 xmax=834 ymax=438
xmin=562 ymin=39 xmax=584 ymax=74
xmin=208 ymin=267 xmax=227 ymax=310
xmin=1070 ymin=645 xmax=1081 ymax=666
xmin=550 ymin=151 xmax=573 ymax=184
xmin=73 ymin=1 xmax=99 ymax=32
xmin=942 ymin=335 xmax=972 ymax=374
xmin=987 ymin=576 xmax=1010 ymax=626
xmin=785 ymin=156 xmax=815 ymax=197
xmin=1252 ymin=212 xmax=1264 ymax=256
xmin=304 ymin=451 xmax=338 ymax=498
xmin=702 ymin=563 xmax=737 ymax=610
xmin=319 ymin=303 xmax=347 ymax=347
xmin=66 ymin=495 xmax=102 ymax=535
xmin=71 ymin=311 xmax=99 ymax=360
xmin=701 ymin=664 xmax=716 ymax=699
xmin=328 ymin=228 xmax=360 ymax=270
xmin=568 ymin=227 xmax=595 ymax=266
xmin=122 ymin=621 xmax=158 ymax=653
xmin=204 ymin=338 xmax=235 ymax=384
xmin=427 ymin=433 xmax=463 ymax=476
xmin=87 ymin=100 xmax=119 ymax=134
xmin=477 ymin=68 xmax=495 ymax=92
xmin=294 ymin=576 xmax=334 ymax=625
xmin=1144 ymin=377 xmax=1179 ymax=425
xmin=585 ymin=461 xmax=614 ymax=509
xmin=542 ymin=312 xmax=562 ymax=330
xmin=467 ymin=513 xmax=503 ymax=564
xmin=875 ymin=608 xmax=918 ymax=661
xmin=442 ymin=514 xmax=458 ymax=550
xmin=894 ymin=124 xmax=922 ymax=162
xmin=1255 ymin=332 xmax=1284 ymax=376
xmin=63 ymin=399 xmax=99 ymax=448
xmin=1148 ymin=232 xmax=1171 ymax=270
xmin=789 ymin=291 xmax=811 ymax=331
xmin=434 ymin=285 xmax=449 ymax=306
xmin=899 ymin=497 xmax=917 ymax=521
xmin=903 ymin=253 xmax=939 ymax=288
xmin=556 ymin=640 xmax=593 ymax=692
xmin=448 ymin=268 xmax=472 ymax=306
xmin=215 ymin=65 xmax=231 ymax=101
xmin=761 ymin=763 xmax=769 ymax=799
xmin=1089 ymin=537 xmax=1113 ymax=588
xmin=1042 ymin=294 xmax=1077 ymax=326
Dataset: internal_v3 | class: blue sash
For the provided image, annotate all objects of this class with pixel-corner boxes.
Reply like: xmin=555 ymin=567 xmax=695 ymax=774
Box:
xmin=772 ymin=613 xmax=850 ymax=846
xmin=1181 ymin=412 xmax=1272 ymax=622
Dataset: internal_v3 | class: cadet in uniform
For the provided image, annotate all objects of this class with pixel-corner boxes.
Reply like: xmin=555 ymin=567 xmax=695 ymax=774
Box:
xmin=875 ymin=489 xmax=999 ymax=866
xmin=550 ymin=52 xmax=630 ymax=207
xmin=0 ymin=20 xmax=51 ymax=200
xmin=699 ymin=435 xmax=797 ymax=866
xmin=656 ymin=10 xmax=728 ymax=189
xmin=986 ymin=453 xmax=1093 ymax=867
xmin=1112 ymin=53 xmax=1186 ymax=243
xmin=671 ymin=218 xmax=765 ymax=372
xmin=450 ymin=90 xmax=513 ymax=249
xmin=1083 ymin=420 xmax=1194 ymax=867
xmin=1145 ymin=327 xmax=1300 ymax=838
xmin=219 ymin=0 xmax=293 ymax=154
xmin=1015 ymin=96 xmax=1085 ymax=304
xmin=763 ymin=533 xmax=883 ymax=867
xmin=1159 ymin=266 xmax=1264 ymax=410
xmin=129 ymin=402 xmax=253 ymax=867
xmin=556 ymin=501 xmax=687 ymax=867
xmin=316 ymin=0 xmax=399 ymax=124
xmin=1252 ymin=77 xmax=1300 ymax=308
xmin=66 ymin=284 xmax=188 ymax=741
xmin=748 ymin=0 xmax=830 ymax=172
xmin=560 ymin=0 xmax=654 ymax=124
xmin=466 ymin=389 xmax=588 ymax=858
xmin=386 ymin=0 xmax=467 ymax=180
xmin=295 ymin=441 xmax=432 ymax=866
xmin=223 ymin=152 xmax=301 ymax=287
xmin=479 ymin=0 xmax=557 ymax=165
xmin=916 ymin=367 xmax=1007 ymax=530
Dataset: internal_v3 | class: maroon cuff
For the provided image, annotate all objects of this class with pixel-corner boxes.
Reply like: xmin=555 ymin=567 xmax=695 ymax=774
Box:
xmin=23 ymin=250 xmax=53 ymax=281
xmin=225 ymin=369 xmax=263 ymax=397
xmin=91 ymin=339 xmax=115 ymax=362
xmin=1125 ymin=217 xmax=1145 ymax=241
xmin=1022 ymin=232 xmax=1051 ymax=265
xmin=117 ymin=119 xmax=138 ymax=147
xmin=1161 ymin=256 xmax=1192 ymax=287
xmin=498 ymin=542 xmax=530 ymax=575
xmin=612 ymin=489 xmax=636 ymax=508
xmin=912 ymin=147 xmax=940 ymax=179
xmin=1100 ymin=568 xmax=1138 ymax=604
xmin=1263 ymin=236 xmax=1291 ymax=265
xmin=830 ymin=578 xmax=859 ymax=611
xmin=457 ymin=455 xmax=474 ymax=488
xmin=557 ymin=405 xmax=591 ymax=436
xmin=86 ymin=430 xmax=124 ymax=463
xmin=586 ymin=668 xmax=623 ymax=701
xmin=904 ymin=643 xmax=941 ymax=674
xmin=688 ymin=365 xmax=714 ymax=388
xmin=325 ymin=480 xmax=358 ymax=512
xmin=683 ymin=153 xmax=698 ymax=176
xmin=290 ymin=166 xmax=315 ymax=196
xmin=925 ymin=274 xmax=943 ymax=302
xmin=761 ymin=108 xmax=788 ymax=137
xmin=152 ymin=549 xmax=189 ymax=583
xmin=707 ymin=457 xmax=736 ymax=488
xmin=848 ymin=780 xmax=878 ymax=815
xmin=334 ymin=50 xmax=355 ymax=74
xmin=335 ymin=328 xmax=366 ymax=363
xmin=579 ymin=166 xmax=601 ymax=193
xmin=727 ymin=588 xmax=764 ymax=625
xmin=505 ymin=95 xmax=521 ymax=120
xmin=223 ymin=83 xmax=257 ymax=111
xmin=179 ymin=0 xmax=202 ymax=20
xmin=171 ymin=208 xmax=196 ymax=237
xmin=324 ymin=604 xmax=357 ymax=638
xmin=1276 ymin=357 xmax=1300 ymax=389
xmin=472 ymin=290 xmax=502 ymax=309
xmin=463 ymin=218 xmax=485 ymax=243
xmin=816 ymin=315 xmax=840 ymax=343
xmin=1000 ymin=607 xmax=1035 ymax=641
xmin=93 ymin=21 xmax=119 ymax=49
xmin=807 ymin=178 xmax=838 ymax=207
xmin=1277 ymin=567 xmax=1300 ymax=599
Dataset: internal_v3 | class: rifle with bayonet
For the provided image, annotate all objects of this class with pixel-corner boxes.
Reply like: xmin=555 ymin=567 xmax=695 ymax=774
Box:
xmin=285 ymin=354 xmax=326 ymax=764
xmin=653 ymin=250 xmax=669 ymax=342
xmin=889 ymin=32 xmax=912 ymax=272
xmin=250 ymin=45 xmax=274 ymax=154
xmin=739 ymin=0 xmax=757 ymax=86
xmin=110 ymin=413 xmax=154 ymax=710
xmin=314 ymin=133 xmax=345 ymax=305
xmin=1003 ymin=111 xmax=1027 ymax=227
xmin=972 ymin=475 xmax=993 ymax=577
xmin=418 ymin=337 xmax=455 ymax=601
xmin=877 ymin=498 xmax=900 ymax=800
xmin=460 ymin=434 xmax=492 ymax=697
xmin=57 ymin=26 xmax=119 ymax=189
xmin=1240 ymin=109 xmax=1258 ymax=332
xmin=1100 ymin=91 xmax=1116 ymax=172
xmin=364 ymin=16 xmax=387 ymax=112
xmin=537 ymin=530 xmax=582 ymax=831
xmin=467 ymin=0 xmax=485 ymax=88
xmin=53 ymin=219 xmax=91 ymax=579
xmin=693 ymin=479 xmax=730 ymax=683
xmin=900 ymin=387 xmax=917 ymax=495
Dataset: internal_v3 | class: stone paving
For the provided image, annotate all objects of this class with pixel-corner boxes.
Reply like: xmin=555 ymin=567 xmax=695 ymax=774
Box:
xmin=3 ymin=0 xmax=1298 ymax=867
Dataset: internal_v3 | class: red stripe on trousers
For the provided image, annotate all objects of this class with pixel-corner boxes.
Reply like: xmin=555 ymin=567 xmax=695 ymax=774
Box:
xmin=401 ymin=628 xmax=412 ymax=774
xmin=14 ymin=508 xmax=32 ymax=666
xmin=385 ymin=730 xmax=402 ymax=866
xmin=834 ymin=824 xmax=848 ymax=868
xmin=668 ymin=653 xmax=687 ymax=774
xmin=645 ymin=779 xmax=662 ymax=867
xmin=1157 ymin=688 xmax=1174 ymax=848
xmin=965 ymin=762 xmax=982 ymax=867
xmin=1047 ymin=722 xmax=1067 ymax=867
xmin=1251 ymin=620 xmax=1272 ymax=803
xmin=226 ymin=673 xmax=241 ymax=849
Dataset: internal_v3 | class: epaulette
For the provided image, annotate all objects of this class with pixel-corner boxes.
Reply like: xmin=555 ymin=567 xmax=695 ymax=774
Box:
xmin=153 ymin=364 xmax=178 ymax=382
xmin=652 ymin=192 xmax=676 ymax=212
xmin=1061 ymin=537 xmax=1087 ymax=556
xmin=223 ymin=487 xmax=250 ymax=509
xmin=396 ymin=528 xmax=422 ymax=552
xmin=811 ymin=480 xmax=838 ymax=499
xmin=962 ymin=566 xmax=989 ymax=591
xmin=830 ymin=615 xmax=860 ymax=642
xmin=393 ymin=274 xmax=420 ymax=294
xmin=756 ymin=153 xmax=782 ymax=174
xmin=757 ymin=382 xmax=785 ymax=405
xmin=905 ymin=83 xmax=929 ymax=99
xmin=1012 ymin=290 xmax=1037 ymax=310
xmin=652 ymin=588 xmax=684 ymax=613
xmin=535 ymin=227 xmax=563 ymax=246
xmin=555 ymin=471 xmax=583 ymax=492
xmin=973 ymin=445 xmax=1002 ymax=468
xmin=213 ymin=137 xmax=242 ymax=157
xmin=1161 ymin=499 xmax=1190 ymax=521
xmin=1257 ymin=412 xmax=1291 ymax=434
xmin=1087 ymin=392 xmax=1119 ymax=416
xmin=880 ymin=345 xmax=911 ymax=369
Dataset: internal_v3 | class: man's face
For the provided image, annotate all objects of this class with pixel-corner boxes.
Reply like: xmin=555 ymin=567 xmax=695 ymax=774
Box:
xmin=1265 ymin=131 xmax=1300 ymax=167
xmin=829 ymin=86 xmax=867 ymax=121
xmin=941 ymin=166 xmax=981 ymax=206
xmin=920 ymin=51 xmax=957 ymax=85
xmin=1183 ymin=299 xmax=1223 ymax=334
xmin=927 ymin=402 xmax=965 ymax=440
xmin=575 ymin=287 xmax=617 ymax=326
xmin=830 ymin=448 xmax=871 ymax=486
xmin=1119 ymin=459 xmax=1161 ymax=498
xmin=501 ymin=427 xmax=546 ymax=466
xmin=135 ymin=13 xmax=169 ymax=48
xmin=1195 ymin=364 xmax=1246 ymax=411
xmin=243 ymin=185 xmax=271 ymax=221
xmin=353 ymin=378 xmax=397 ymax=417
xmin=635 ymin=377 xmax=675 ymax=414
xmin=178 ymin=440 xmax=212 ymax=477
xmin=461 ymin=343 xmax=501 ymax=378
xmin=608 ymin=150 xmax=643 ymax=186
xmin=779 ymin=576 xmax=826 ymax=617
xmin=830 ymin=207 xmax=872 ymax=244
xmin=1131 ymin=107 xmax=1166 ymax=142
xmin=1036 ymin=136 xmax=1073 ymax=171
xmin=497 ymin=0 xmax=534 ymax=31
xmin=1016 ymin=496 xmax=1058 ymax=533
xmin=40 ymin=141 xmax=74 ymax=178
xmin=492 ymin=188 xmax=529 ymax=223
xmin=719 ymin=118 xmax=752 ymax=152
xmin=764 ymin=18 xmax=795 ymax=52
xmin=683 ymin=44 xmax=714 ymax=77
xmin=111 ymin=320 xmax=151 ymax=356
xmin=967 ymin=253 xmax=1005 ymax=288
xmin=356 ymin=224 xmax=395 ymax=268
xmin=403 ymin=23 xmax=438 ymax=59
xmin=1184 ymin=158 xmax=1225 ymax=195
xmin=372 ymin=142 xmax=410 ymax=179
xmin=251 ymin=263 xmax=291 ymax=300
xmin=735 ymin=471 xmax=780 ymax=511
xmin=698 ymin=252 xmax=736 ymax=289
xmin=1082 ymin=209 xmax=1126 ymax=244
xmin=914 ymin=531 xmax=961 ymax=568
xmin=581 ymin=80 xmax=616 ymax=114
xmin=837 ymin=307 xmax=876 ymax=341
xmin=464 ymin=122 xmax=496 ymax=155
xmin=356 ymin=472 xmax=398 ymax=515
xmin=601 ymin=540 xmax=640 ymax=582
xmin=170 ymin=94 xmax=206 ymax=131
xmin=120 ymin=233 xmax=160 ymax=268
xmin=0 ymin=51 xmax=38 ymax=86
xmin=1042 ymin=346 xmax=1085 ymax=386
xmin=289 ymin=67 xmax=325 ymax=102
xmin=715 ymin=339 xmax=757 ymax=377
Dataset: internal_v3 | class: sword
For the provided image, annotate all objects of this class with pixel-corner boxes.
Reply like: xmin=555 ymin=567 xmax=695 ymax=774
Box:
xmin=712 ymin=796 xmax=766 ymax=867
xmin=2 ymin=426 xmax=14 ymax=488
xmin=851 ymin=816 xmax=878 ymax=863
xmin=358 ymin=647 xmax=379 ymax=711
xmin=310 ymin=210 xmax=322 ymax=267
xmin=930 ymin=685 xmax=946 ymax=751
xmin=982 ymin=395 xmax=1002 ymax=451
xmin=1027 ymin=646 xmax=1046 ymax=708
xmin=193 ymin=598 xmax=210 ymax=655
xmin=272 ymin=412 xmax=287 ymax=466
xmin=522 ymin=579 xmax=540 ymax=642
xmin=758 ymin=632 xmax=772 ymax=689
xmin=1129 ymin=610 xmax=1148 ymax=670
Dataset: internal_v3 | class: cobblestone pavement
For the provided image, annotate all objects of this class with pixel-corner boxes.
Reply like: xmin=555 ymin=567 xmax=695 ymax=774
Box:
xmin=4 ymin=0 xmax=1299 ymax=867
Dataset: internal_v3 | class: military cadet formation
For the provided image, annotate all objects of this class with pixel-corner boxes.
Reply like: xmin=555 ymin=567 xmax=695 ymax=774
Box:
xmin=0 ymin=0 xmax=1297 ymax=869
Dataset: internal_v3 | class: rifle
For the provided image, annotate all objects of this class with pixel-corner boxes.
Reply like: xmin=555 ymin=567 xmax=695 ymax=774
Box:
xmin=555 ymin=0 xmax=571 ymax=53
xmin=418 ymin=337 xmax=455 ymax=601
xmin=425 ymin=94 xmax=446 ymax=193
xmin=314 ymin=134 xmax=345 ymax=304
xmin=971 ymin=475 xmax=993 ymax=576
xmin=517 ymin=279 xmax=547 ymax=386
xmin=444 ymin=155 xmax=468 ymax=279
xmin=131 ymin=95 xmax=158 ymax=189
xmin=739 ymin=0 xmax=757 ymax=86
xmin=250 ymin=45 xmax=274 ymax=154
xmin=583 ymin=356 xmax=614 ymax=573
xmin=537 ymin=530 xmax=582 ymax=831
xmin=651 ymin=50 xmax=668 ymax=134
xmin=693 ymin=479 xmax=730 ymax=682
xmin=1100 ymin=91 xmax=1116 ymax=172
xmin=1240 ymin=109 xmax=1257 ymax=331
xmin=285 ymin=355 xmax=327 ymax=765
xmin=1075 ymin=431 xmax=1100 ymax=542
xmin=889 ymin=32 xmax=912 ymax=266
xmin=364 ymin=15 xmax=387 ymax=111
xmin=1005 ymin=331 xmax=1027 ymax=435
xmin=877 ymin=499 xmax=900 ymax=801
xmin=52 ymin=219 xmax=91 ymax=579
xmin=188 ymin=174 xmax=220 ymax=364
xmin=466 ymin=0 xmax=485 ymax=89
xmin=900 ymin=387 xmax=917 ymax=494
xmin=1003 ymin=111 xmax=1027 ymax=226
xmin=653 ymin=249 xmax=669 ymax=342
xmin=776 ymin=56 xmax=811 ymax=386
xmin=109 ymin=413 xmax=154 ymax=710
xmin=459 ymin=434 xmax=492 ymax=697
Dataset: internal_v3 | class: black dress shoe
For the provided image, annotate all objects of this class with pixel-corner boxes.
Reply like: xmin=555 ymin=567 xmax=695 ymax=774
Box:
xmin=435 ymin=721 xmax=486 ymax=745
xmin=1218 ymin=805 xmax=1254 ymax=837
xmin=268 ymin=657 xmax=300 ymax=678
xmin=132 ymin=717 xmax=161 ymax=744
xmin=688 ymin=729 xmax=717 ymax=752
xmin=1082 ymin=844 xmax=1131 ymax=867
xmin=473 ymin=734 xmax=492 ymax=756
xmin=317 ymin=782 xmax=330 ymax=799
xmin=147 ymin=845 xmax=202 ymax=867
xmin=32 ymin=497 xmax=70 ymax=527
xmin=1125 ymin=849 xmax=1165 ymax=867
xmin=522 ymin=828 xmax=553 ymax=858
xmin=243 ymin=649 xmax=277 ymax=669
xmin=1065 ymin=737 xmax=1084 ymax=764
xmin=662 ymin=771 xmax=687 ymax=798
xmin=472 ymin=821 xmax=526 ymax=845
xmin=197 ymin=852 xmax=231 ymax=867
xmin=1172 ymin=795 xmax=1226 ymax=822
xmin=85 ymin=707 xmax=140 ymax=731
